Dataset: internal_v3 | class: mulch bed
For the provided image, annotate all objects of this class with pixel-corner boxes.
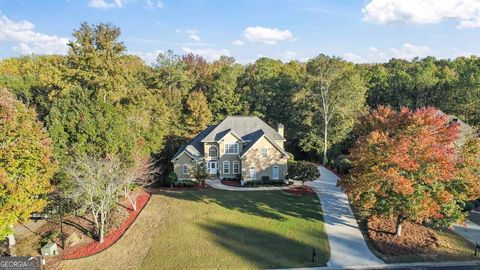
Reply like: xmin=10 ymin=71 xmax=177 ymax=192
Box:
xmin=62 ymin=190 xmax=151 ymax=259
xmin=368 ymin=216 xmax=440 ymax=257
xmin=284 ymin=186 xmax=316 ymax=195
xmin=220 ymin=180 xmax=240 ymax=187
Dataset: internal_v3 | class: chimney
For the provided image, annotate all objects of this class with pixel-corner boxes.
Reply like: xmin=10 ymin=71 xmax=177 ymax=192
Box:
xmin=277 ymin=124 xmax=284 ymax=138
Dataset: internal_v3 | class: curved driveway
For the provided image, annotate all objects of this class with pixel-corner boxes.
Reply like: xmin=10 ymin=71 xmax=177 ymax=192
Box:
xmin=306 ymin=166 xmax=385 ymax=268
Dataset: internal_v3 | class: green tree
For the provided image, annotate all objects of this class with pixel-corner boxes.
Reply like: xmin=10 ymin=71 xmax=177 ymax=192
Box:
xmin=0 ymin=89 xmax=57 ymax=241
xmin=287 ymin=161 xmax=320 ymax=185
xmin=193 ymin=164 xmax=209 ymax=187
xmin=294 ymin=55 xmax=366 ymax=164
xmin=184 ymin=91 xmax=213 ymax=135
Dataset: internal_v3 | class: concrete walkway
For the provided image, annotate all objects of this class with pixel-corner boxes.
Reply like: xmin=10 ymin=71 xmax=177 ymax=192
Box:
xmin=306 ymin=166 xmax=385 ymax=268
xmin=205 ymin=179 xmax=298 ymax=191
xmin=453 ymin=219 xmax=480 ymax=246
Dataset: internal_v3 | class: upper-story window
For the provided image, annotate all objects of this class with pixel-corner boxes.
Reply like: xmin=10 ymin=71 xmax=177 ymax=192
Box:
xmin=208 ymin=146 xmax=218 ymax=157
xmin=261 ymin=147 xmax=268 ymax=158
xmin=224 ymin=143 xmax=239 ymax=154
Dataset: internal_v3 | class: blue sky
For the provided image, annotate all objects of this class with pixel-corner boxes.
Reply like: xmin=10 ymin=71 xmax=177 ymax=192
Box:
xmin=1 ymin=0 xmax=480 ymax=64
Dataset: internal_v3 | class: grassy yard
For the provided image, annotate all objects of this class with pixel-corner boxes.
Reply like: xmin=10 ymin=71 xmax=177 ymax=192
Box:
xmin=62 ymin=189 xmax=329 ymax=270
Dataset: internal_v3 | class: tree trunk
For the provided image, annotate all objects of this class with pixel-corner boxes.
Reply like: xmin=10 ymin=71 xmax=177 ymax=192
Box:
xmin=396 ymin=216 xmax=404 ymax=237
xmin=323 ymin=122 xmax=328 ymax=165
xmin=99 ymin=214 xmax=105 ymax=243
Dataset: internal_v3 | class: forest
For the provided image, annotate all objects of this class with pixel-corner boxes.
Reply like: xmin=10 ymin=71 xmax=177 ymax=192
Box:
xmin=1 ymin=22 xmax=480 ymax=244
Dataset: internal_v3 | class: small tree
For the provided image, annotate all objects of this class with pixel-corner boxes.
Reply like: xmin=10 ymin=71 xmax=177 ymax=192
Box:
xmin=122 ymin=155 xmax=158 ymax=211
xmin=338 ymin=107 xmax=480 ymax=237
xmin=66 ymin=156 xmax=123 ymax=243
xmin=287 ymin=161 xmax=320 ymax=185
xmin=193 ymin=164 xmax=209 ymax=187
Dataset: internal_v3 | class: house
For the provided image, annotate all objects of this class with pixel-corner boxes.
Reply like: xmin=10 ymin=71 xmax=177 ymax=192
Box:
xmin=171 ymin=116 xmax=288 ymax=182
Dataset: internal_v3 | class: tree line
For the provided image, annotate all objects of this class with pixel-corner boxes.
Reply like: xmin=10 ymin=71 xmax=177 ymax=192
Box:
xmin=1 ymin=22 xmax=480 ymax=242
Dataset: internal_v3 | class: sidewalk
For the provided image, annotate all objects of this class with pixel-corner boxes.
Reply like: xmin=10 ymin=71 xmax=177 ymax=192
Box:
xmin=306 ymin=166 xmax=385 ymax=268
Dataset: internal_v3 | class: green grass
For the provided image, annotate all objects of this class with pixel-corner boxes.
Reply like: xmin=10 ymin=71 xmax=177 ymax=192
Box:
xmin=141 ymin=189 xmax=329 ymax=269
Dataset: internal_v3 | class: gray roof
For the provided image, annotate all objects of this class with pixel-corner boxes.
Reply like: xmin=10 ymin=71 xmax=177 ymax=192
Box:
xmin=201 ymin=116 xmax=285 ymax=142
xmin=171 ymin=116 xmax=286 ymax=161
xmin=171 ymin=125 xmax=217 ymax=161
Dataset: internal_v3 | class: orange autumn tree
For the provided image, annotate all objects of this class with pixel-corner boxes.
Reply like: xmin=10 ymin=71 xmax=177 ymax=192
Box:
xmin=339 ymin=106 xmax=480 ymax=237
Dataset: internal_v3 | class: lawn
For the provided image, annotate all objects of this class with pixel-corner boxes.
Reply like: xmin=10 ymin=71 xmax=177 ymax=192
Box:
xmin=62 ymin=188 xmax=329 ymax=270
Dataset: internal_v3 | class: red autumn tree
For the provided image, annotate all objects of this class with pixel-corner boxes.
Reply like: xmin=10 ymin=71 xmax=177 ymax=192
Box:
xmin=339 ymin=106 xmax=479 ymax=237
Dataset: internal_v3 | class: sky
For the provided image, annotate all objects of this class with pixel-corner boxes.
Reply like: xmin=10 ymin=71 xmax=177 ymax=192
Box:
xmin=1 ymin=0 xmax=480 ymax=64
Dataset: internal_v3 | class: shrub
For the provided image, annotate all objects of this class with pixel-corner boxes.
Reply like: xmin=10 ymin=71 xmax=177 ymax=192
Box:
xmin=165 ymin=171 xmax=177 ymax=187
xmin=40 ymin=230 xmax=60 ymax=246
xmin=261 ymin=176 xmax=270 ymax=183
xmin=335 ymin=156 xmax=352 ymax=175
xmin=287 ymin=161 xmax=320 ymax=185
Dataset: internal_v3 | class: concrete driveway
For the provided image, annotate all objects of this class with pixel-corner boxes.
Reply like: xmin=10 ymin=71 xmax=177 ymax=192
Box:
xmin=307 ymin=166 xmax=385 ymax=268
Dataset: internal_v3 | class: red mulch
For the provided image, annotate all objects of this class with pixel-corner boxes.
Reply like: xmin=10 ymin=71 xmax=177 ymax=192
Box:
xmin=62 ymin=190 xmax=151 ymax=259
xmin=284 ymin=186 xmax=316 ymax=195
xmin=368 ymin=216 xmax=441 ymax=256
xmin=220 ymin=180 xmax=240 ymax=187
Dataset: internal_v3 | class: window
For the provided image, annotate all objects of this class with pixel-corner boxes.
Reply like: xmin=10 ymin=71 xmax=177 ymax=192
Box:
xmin=272 ymin=165 xmax=279 ymax=180
xmin=224 ymin=143 xmax=239 ymax=154
xmin=182 ymin=165 xmax=188 ymax=174
xmin=223 ymin=161 xmax=230 ymax=174
xmin=250 ymin=167 xmax=256 ymax=180
xmin=208 ymin=146 xmax=218 ymax=157
xmin=233 ymin=161 xmax=240 ymax=174
xmin=261 ymin=147 xmax=268 ymax=158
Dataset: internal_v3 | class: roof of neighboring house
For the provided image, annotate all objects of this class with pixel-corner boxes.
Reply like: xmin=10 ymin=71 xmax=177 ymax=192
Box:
xmin=171 ymin=116 xmax=286 ymax=162
xmin=436 ymin=110 xmax=476 ymax=142
xmin=171 ymin=125 xmax=217 ymax=161
xmin=201 ymin=116 xmax=286 ymax=142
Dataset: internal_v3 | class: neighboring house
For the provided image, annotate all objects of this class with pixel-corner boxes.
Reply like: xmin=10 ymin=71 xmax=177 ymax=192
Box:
xmin=171 ymin=116 xmax=288 ymax=182
xmin=437 ymin=110 xmax=476 ymax=145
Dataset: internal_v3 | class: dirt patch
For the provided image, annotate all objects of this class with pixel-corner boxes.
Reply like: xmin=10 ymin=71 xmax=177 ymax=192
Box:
xmin=284 ymin=186 xmax=315 ymax=195
xmin=366 ymin=216 xmax=477 ymax=262
xmin=368 ymin=216 xmax=440 ymax=256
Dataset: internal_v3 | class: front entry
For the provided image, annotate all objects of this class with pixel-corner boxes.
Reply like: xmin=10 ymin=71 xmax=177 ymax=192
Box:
xmin=208 ymin=161 xmax=218 ymax=175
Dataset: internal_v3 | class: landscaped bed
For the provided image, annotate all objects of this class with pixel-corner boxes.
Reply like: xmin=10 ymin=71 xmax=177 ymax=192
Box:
xmin=63 ymin=188 xmax=329 ymax=270
xmin=358 ymin=215 xmax=479 ymax=263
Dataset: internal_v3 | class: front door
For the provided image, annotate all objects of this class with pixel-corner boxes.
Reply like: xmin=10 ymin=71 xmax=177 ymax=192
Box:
xmin=208 ymin=161 xmax=218 ymax=175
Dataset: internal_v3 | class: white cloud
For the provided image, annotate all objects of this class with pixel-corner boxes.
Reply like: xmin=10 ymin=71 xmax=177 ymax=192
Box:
xmin=132 ymin=50 xmax=164 ymax=65
xmin=389 ymin=43 xmax=431 ymax=59
xmin=176 ymin=29 xmax=202 ymax=42
xmin=146 ymin=0 xmax=163 ymax=9
xmin=88 ymin=0 xmax=126 ymax=9
xmin=181 ymin=46 xmax=230 ymax=61
xmin=283 ymin=50 xmax=297 ymax=60
xmin=344 ymin=43 xmax=433 ymax=63
xmin=232 ymin=39 xmax=245 ymax=46
xmin=342 ymin=52 xmax=363 ymax=63
xmin=242 ymin=26 xmax=294 ymax=45
xmin=363 ymin=0 xmax=480 ymax=29
xmin=0 ymin=14 xmax=68 ymax=55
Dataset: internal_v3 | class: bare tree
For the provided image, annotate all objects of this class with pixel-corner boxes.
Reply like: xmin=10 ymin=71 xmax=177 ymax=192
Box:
xmin=66 ymin=156 xmax=124 ymax=243
xmin=122 ymin=155 xmax=158 ymax=211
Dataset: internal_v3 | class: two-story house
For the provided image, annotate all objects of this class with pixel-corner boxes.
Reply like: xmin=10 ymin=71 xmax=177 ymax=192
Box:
xmin=171 ymin=116 xmax=288 ymax=182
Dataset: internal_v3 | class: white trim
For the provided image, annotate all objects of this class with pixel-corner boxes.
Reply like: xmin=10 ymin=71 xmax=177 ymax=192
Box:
xmin=182 ymin=164 xmax=188 ymax=174
xmin=171 ymin=150 xmax=197 ymax=162
xmin=224 ymin=142 xmax=239 ymax=154
xmin=223 ymin=161 xmax=230 ymax=174
xmin=272 ymin=165 xmax=279 ymax=180
xmin=233 ymin=161 xmax=240 ymax=174
xmin=249 ymin=166 xmax=256 ymax=180
xmin=261 ymin=147 xmax=268 ymax=158
xmin=208 ymin=145 xmax=218 ymax=158
xmin=240 ymin=134 xmax=287 ymax=158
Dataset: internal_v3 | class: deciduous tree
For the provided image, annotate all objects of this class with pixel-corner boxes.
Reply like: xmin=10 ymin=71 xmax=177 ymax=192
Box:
xmin=339 ymin=106 xmax=480 ymax=237
xmin=0 ymin=89 xmax=57 ymax=242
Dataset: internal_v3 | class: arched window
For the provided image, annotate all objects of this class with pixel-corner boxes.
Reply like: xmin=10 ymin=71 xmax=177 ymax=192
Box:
xmin=208 ymin=146 xmax=218 ymax=157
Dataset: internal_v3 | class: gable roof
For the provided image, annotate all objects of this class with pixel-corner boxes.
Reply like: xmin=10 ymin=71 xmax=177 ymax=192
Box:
xmin=201 ymin=116 xmax=285 ymax=142
xmin=240 ymin=130 xmax=288 ymax=157
xmin=170 ymin=125 xmax=217 ymax=161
